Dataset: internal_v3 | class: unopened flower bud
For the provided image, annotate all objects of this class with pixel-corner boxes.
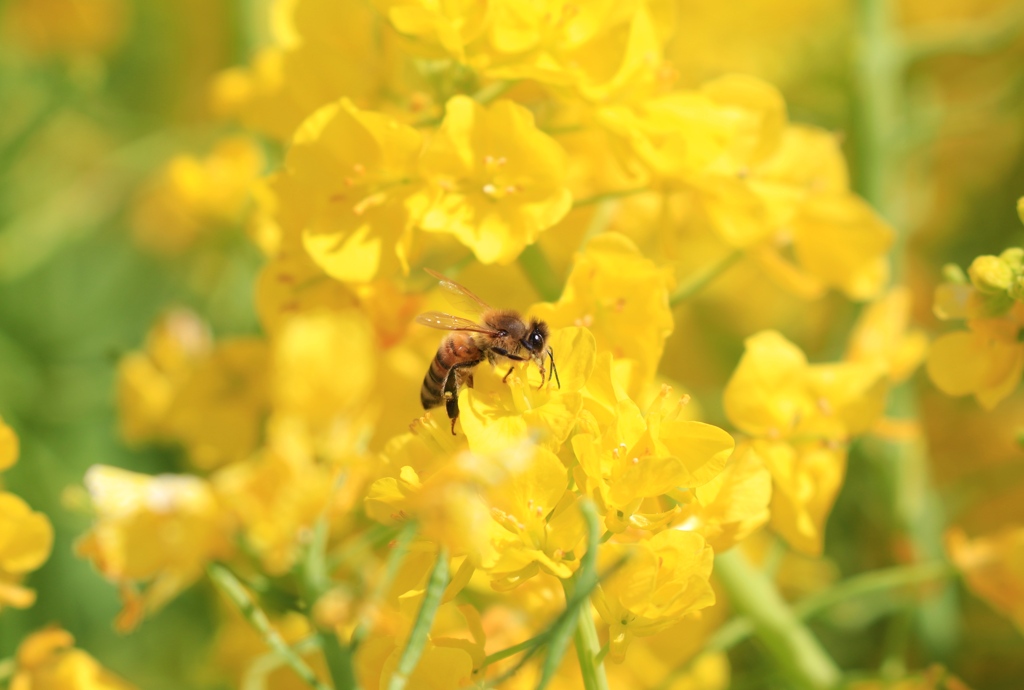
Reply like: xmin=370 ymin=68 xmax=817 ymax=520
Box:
xmin=968 ymin=255 xmax=1014 ymax=294
xmin=1000 ymin=247 xmax=1024 ymax=273
xmin=941 ymin=263 xmax=967 ymax=285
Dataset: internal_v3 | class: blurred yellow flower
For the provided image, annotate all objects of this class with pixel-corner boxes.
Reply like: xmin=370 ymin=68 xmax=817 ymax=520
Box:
xmin=271 ymin=309 xmax=378 ymax=449
xmin=214 ymin=608 xmax=328 ymax=690
xmin=116 ymin=309 xmax=211 ymax=445
xmin=928 ymin=247 xmax=1024 ymax=409
xmin=947 ymin=525 xmax=1024 ymax=632
xmin=0 ymin=416 xmax=18 ymax=470
xmin=213 ymin=444 xmax=335 ymax=575
xmin=420 ymin=96 xmax=572 ymax=264
xmin=211 ymin=0 xmax=391 ymax=140
xmin=11 ymin=627 xmax=136 ymax=690
xmin=594 ymin=530 xmax=716 ymax=661
xmin=131 ymin=137 xmax=263 ymax=256
xmin=1 ymin=0 xmax=129 ymax=59
xmin=76 ymin=465 xmax=235 ymax=631
xmin=378 ymin=0 xmax=488 ymax=61
xmin=724 ymin=330 xmax=887 ymax=554
xmin=532 ymin=233 xmax=674 ymax=393
xmin=670 ymin=442 xmax=772 ymax=552
xmin=0 ymin=492 xmax=54 ymax=610
xmin=117 ymin=312 xmax=269 ymax=470
xmin=165 ymin=338 xmax=270 ymax=470
xmin=846 ymin=286 xmax=928 ymax=383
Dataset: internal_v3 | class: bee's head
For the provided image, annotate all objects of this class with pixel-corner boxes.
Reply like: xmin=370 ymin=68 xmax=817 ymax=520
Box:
xmin=522 ymin=319 xmax=549 ymax=353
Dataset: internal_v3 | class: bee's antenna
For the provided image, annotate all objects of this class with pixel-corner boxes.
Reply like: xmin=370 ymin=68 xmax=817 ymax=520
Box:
xmin=548 ymin=347 xmax=560 ymax=389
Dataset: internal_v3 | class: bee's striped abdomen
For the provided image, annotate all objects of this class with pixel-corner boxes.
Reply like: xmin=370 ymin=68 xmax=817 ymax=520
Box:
xmin=420 ymin=334 xmax=482 ymax=411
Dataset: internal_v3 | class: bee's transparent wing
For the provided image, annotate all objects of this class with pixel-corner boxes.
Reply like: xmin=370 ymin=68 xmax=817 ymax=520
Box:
xmin=425 ymin=268 xmax=491 ymax=317
xmin=415 ymin=311 xmax=499 ymax=334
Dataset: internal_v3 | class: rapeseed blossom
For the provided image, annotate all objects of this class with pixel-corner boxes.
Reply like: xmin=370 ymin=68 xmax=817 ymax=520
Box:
xmin=0 ymin=419 xmax=52 ymax=611
xmin=3 ymin=0 xmax=1018 ymax=688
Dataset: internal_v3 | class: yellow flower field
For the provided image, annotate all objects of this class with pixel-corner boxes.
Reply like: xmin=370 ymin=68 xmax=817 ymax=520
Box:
xmin=1 ymin=1 xmax=1024 ymax=688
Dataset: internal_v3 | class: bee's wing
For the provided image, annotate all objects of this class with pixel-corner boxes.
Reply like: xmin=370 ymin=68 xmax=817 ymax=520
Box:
xmin=425 ymin=268 xmax=492 ymax=317
xmin=416 ymin=311 xmax=500 ymax=335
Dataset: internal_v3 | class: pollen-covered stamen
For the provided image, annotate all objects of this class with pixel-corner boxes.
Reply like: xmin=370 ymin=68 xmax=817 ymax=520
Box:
xmin=481 ymin=154 xmax=519 ymax=200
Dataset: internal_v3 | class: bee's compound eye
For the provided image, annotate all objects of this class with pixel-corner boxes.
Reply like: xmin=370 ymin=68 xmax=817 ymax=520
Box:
xmin=529 ymin=332 xmax=544 ymax=349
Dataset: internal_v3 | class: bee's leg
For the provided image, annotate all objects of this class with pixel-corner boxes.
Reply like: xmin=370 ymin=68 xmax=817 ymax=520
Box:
xmin=536 ymin=362 xmax=546 ymax=390
xmin=502 ymin=367 xmax=514 ymax=383
xmin=443 ymin=373 xmax=460 ymax=435
xmin=444 ymin=360 xmax=482 ymax=435
xmin=548 ymin=347 xmax=561 ymax=389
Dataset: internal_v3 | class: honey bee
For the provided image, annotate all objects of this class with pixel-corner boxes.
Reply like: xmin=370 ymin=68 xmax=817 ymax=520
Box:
xmin=418 ymin=269 xmax=560 ymax=434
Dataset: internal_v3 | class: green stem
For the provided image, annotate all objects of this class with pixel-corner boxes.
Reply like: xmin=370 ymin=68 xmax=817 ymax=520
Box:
xmin=518 ymin=243 xmax=562 ymax=302
xmin=574 ymin=611 xmax=609 ymax=690
xmin=669 ymin=251 xmax=743 ymax=307
xmin=690 ymin=559 xmax=955 ymax=673
xmin=480 ymin=633 xmax=547 ymax=670
xmin=713 ymin=549 xmax=841 ymax=690
xmin=243 ymin=637 xmax=323 ymax=690
xmin=209 ymin=564 xmax=331 ymax=690
xmin=351 ymin=522 xmax=418 ymax=650
xmin=854 ymin=0 xmax=959 ymax=657
xmin=300 ymin=518 xmax=358 ymax=690
xmin=793 ymin=560 xmax=955 ymax=619
xmin=385 ymin=547 xmax=450 ymax=690
xmin=562 ymin=501 xmax=608 ymax=690
xmin=573 ymin=187 xmax=650 ymax=208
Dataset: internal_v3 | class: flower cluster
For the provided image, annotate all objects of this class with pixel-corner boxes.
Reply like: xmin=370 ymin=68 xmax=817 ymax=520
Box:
xmin=3 ymin=0 xmax=1021 ymax=689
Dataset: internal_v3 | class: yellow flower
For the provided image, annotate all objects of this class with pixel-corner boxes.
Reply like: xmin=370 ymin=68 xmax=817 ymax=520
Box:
xmin=532 ymin=233 xmax=674 ymax=393
xmin=116 ymin=310 xmax=212 ymax=445
xmin=724 ymin=330 xmax=887 ymax=554
xmin=419 ymin=96 xmax=572 ymax=265
xmin=11 ymin=627 xmax=137 ymax=690
xmin=278 ymin=98 xmax=430 ymax=283
xmin=131 ymin=137 xmax=263 ymax=256
xmin=0 ymin=492 xmax=54 ymax=610
xmin=460 ymin=327 xmax=596 ymax=453
xmin=254 ymin=236 xmax=360 ymax=335
xmin=271 ymin=309 xmax=378 ymax=449
xmin=947 ymin=525 xmax=1024 ymax=632
xmin=485 ymin=447 xmax=586 ymax=589
xmin=927 ymin=249 xmax=1024 ymax=409
xmin=594 ymin=530 xmax=716 ymax=662
xmin=214 ymin=608 xmax=328 ymax=690
xmin=377 ymin=0 xmax=489 ymax=60
xmin=165 ymin=338 xmax=270 ymax=470
xmin=670 ymin=442 xmax=772 ymax=552
xmin=210 ymin=0 xmax=393 ymax=140
xmin=845 ymin=287 xmax=928 ymax=383
xmin=117 ymin=312 xmax=269 ymax=470
xmin=366 ymin=415 xmax=499 ymax=564
xmin=0 ymin=416 xmax=18 ymax=471
xmin=573 ymin=386 xmax=734 ymax=534
xmin=75 ymin=465 xmax=235 ymax=631
xmin=356 ymin=603 xmax=483 ymax=690
xmin=213 ymin=444 xmax=336 ymax=575
xmin=481 ymin=1 xmax=671 ymax=103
